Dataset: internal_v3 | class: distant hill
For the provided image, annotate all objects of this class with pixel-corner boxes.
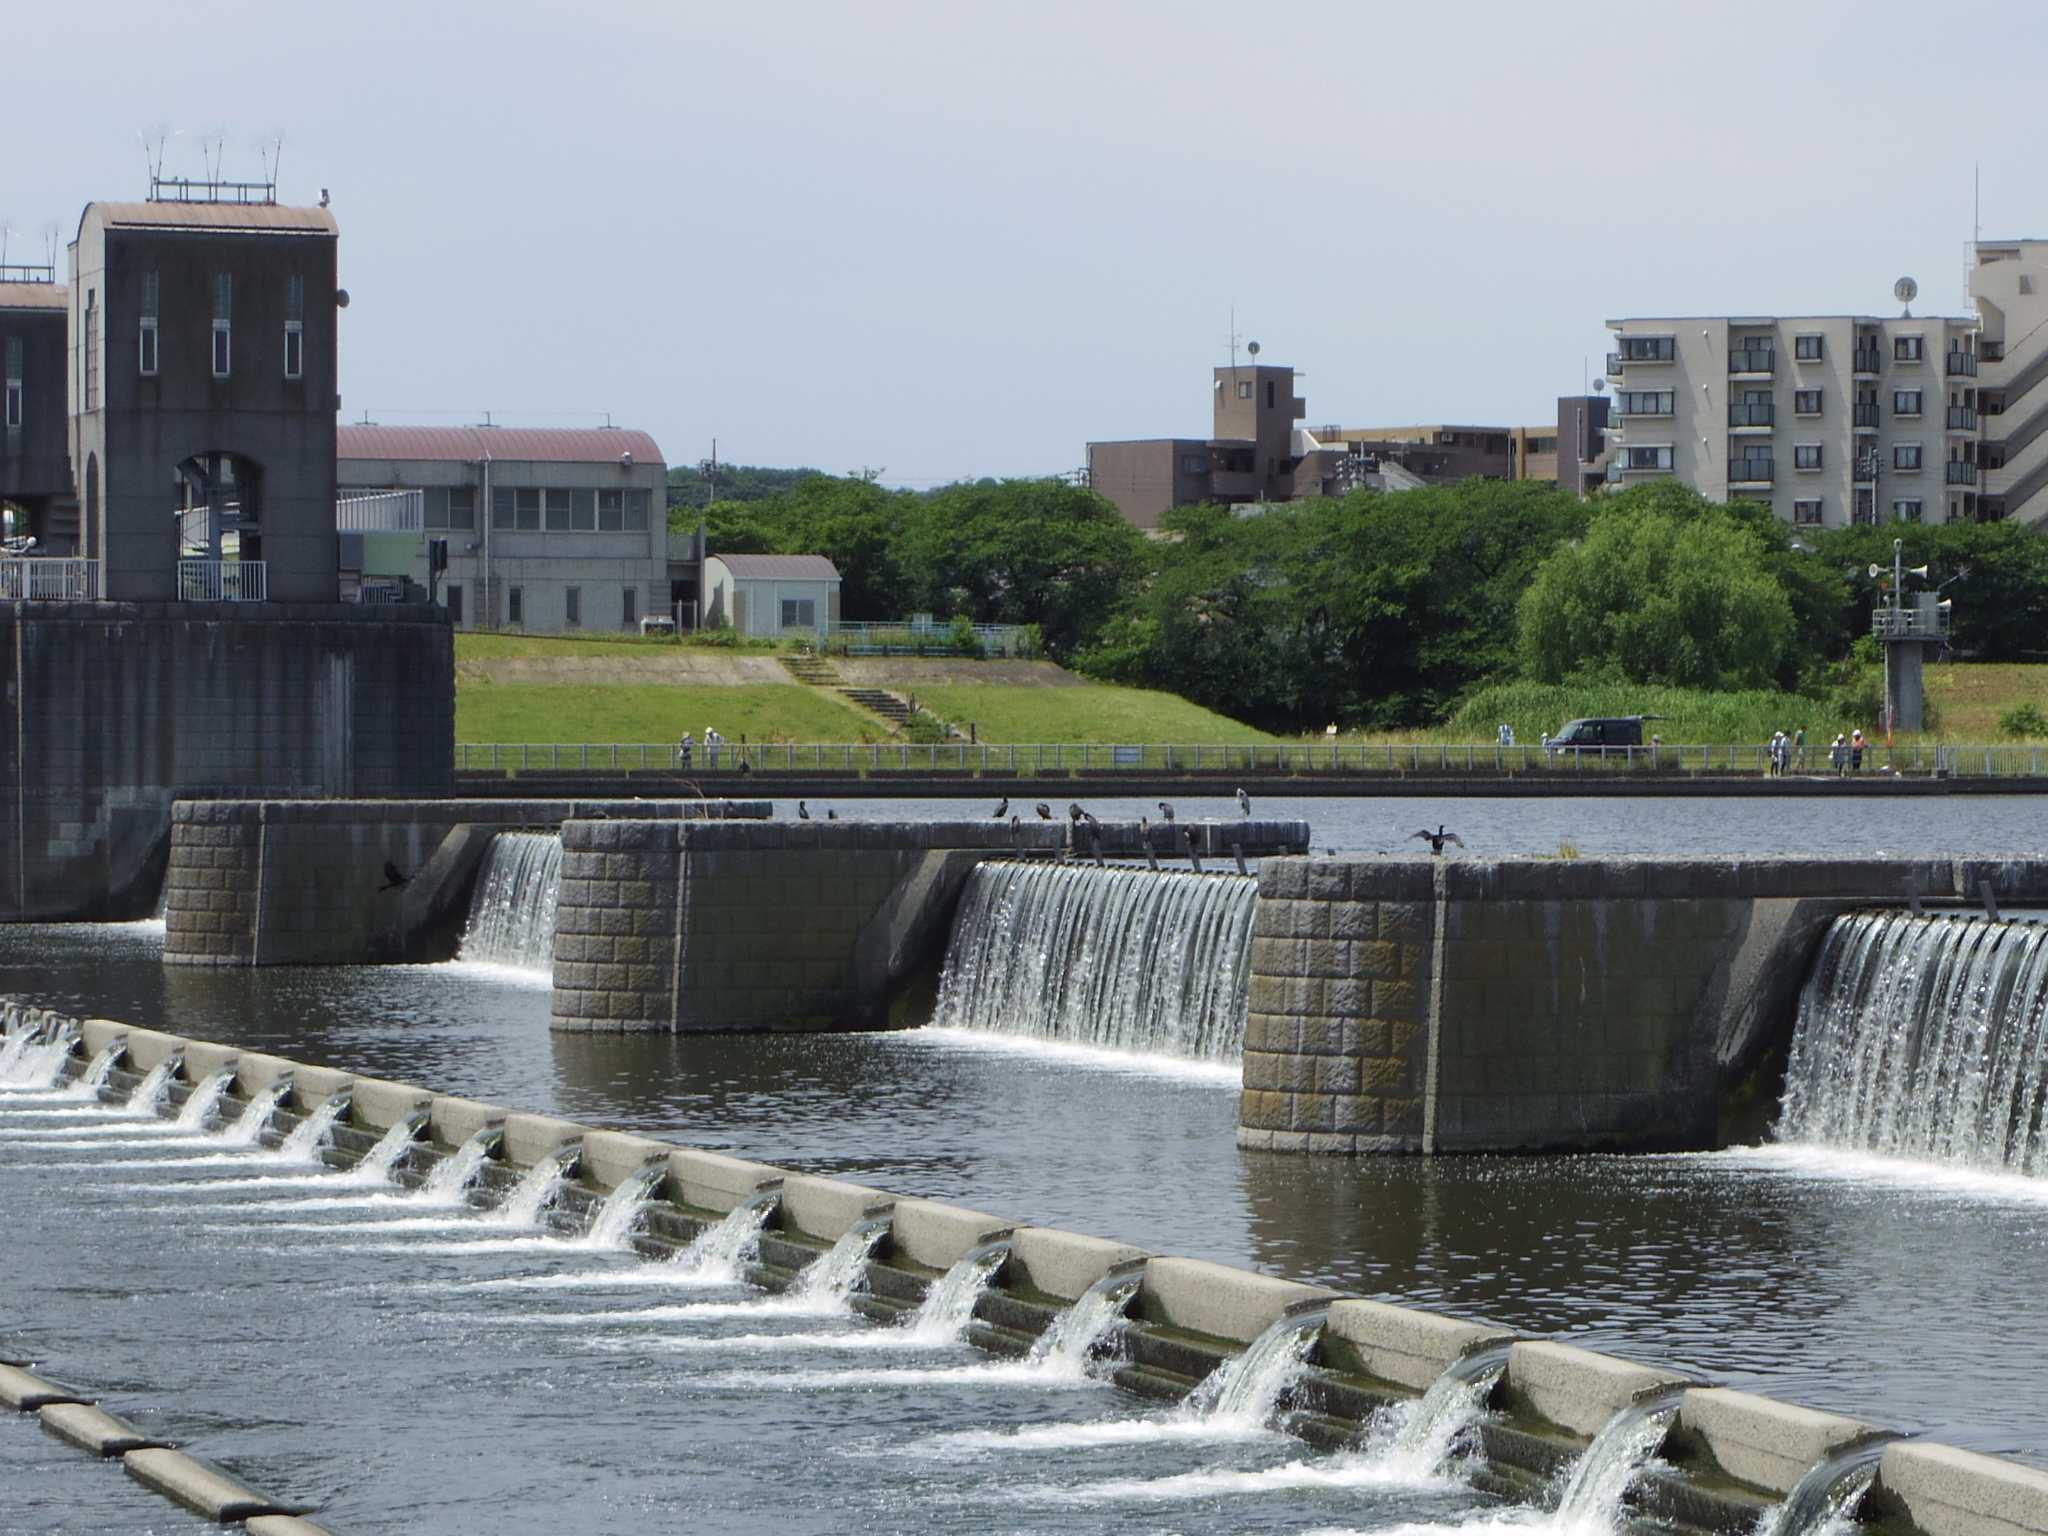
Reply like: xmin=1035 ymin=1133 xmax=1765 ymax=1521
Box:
xmin=666 ymin=463 xmax=824 ymax=508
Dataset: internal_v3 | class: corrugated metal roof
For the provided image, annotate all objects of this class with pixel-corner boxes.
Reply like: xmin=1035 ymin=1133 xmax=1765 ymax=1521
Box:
xmin=712 ymin=553 xmax=841 ymax=581
xmin=86 ymin=201 xmax=338 ymax=236
xmin=337 ymin=424 xmax=665 ymax=466
xmin=0 ymin=282 xmax=67 ymax=312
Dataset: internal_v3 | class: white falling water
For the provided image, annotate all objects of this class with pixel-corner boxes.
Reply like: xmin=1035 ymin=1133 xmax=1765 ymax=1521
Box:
xmin=1026 ymin=1270 xmax=1140 ymax=1379
xmin=790 ymin=1217 xmax=892 ymax=1306
xmin=0 ymin=1028 xmax=34 ymax=1081
xmin=128 ymin=1057 xmax=184 ymax=1114
xmin=172 ymin=1068 xmax=238 ymax=1129
xmin=1 ymin=1028 xmax=80 ymax=1089
xmin=670 ymin=1193 xmax=778 ymax=1283
xmin=349 ymin=1113 xmax=428 ymax=1184
xmin=223 ymin=1080 xmax=294 ymax=1146
xmin=1780 ymin=911 xmax=2048 ymax=1173
xmin=1181 ymin=1307 xmax=1328 ymax=1429
xmin=1754 ymin=1438 xmax=1892 ymax=1536
xmin=1361 ymin=1346 xmax=1508 ymax=1482
xmin=459 ymin=832 xmax=563 ymax=971
xmin=932 ymin=862 xmax=1258 ymax=1061
xmin=422 ymin=1128 xmax=502 ymax=1201
xmin=279 ymin=1094 xmax=351 ymax=1161
xmin=1553 ymin=1393 xmax=1681 ymax=1529
xmin=897 ymin=1242 xmax=1010 ymax=1346
xmin=81 ymin=1044 xmax=124 ymax=1092
xmin=582 ymin=1162 xmax=668 ymax=1249
xmin=492 ymin=1144 xmax=581 ymax=1227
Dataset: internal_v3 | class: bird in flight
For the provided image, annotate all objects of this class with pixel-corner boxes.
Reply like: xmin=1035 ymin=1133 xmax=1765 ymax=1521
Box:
xmin=1410 ymin=825 xmax=1463 ymax=856
xmin=1235 ymin=787 xmax=1250 ymax=817
xmin=378 ymin=861 xmax=411 ymax=893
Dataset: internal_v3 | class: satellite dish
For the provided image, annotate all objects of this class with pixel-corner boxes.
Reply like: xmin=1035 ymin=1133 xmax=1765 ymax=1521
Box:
xmin=1246 ymin=340 xmax=1261 ymax=357
xmin=335 ymin=288 xmax=350 ymax=308
xmin=1592 ymin=378 xmax=1607 ymax=394
xmin=1894 ymin=276 xmax=1918 ymax=306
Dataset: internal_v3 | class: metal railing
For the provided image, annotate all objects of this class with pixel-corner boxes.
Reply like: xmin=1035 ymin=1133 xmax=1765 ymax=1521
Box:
xmin=1945 ymin=461 xmax=1979 ymax=485
xmin=0 ymin=558 xmax=100 ymax=601
xmin=1728 ymin=349 xmax=1776 ymax=374
xmin=1947 ymin=351 xmax=1979 ymax=377
xmin=1873 ymin=605 xmax=1951 ymax=640
xmin=790 ymin=619 xmax=1036 ymax=657
xmin=1947 ymin=406 xmax=1979 ymax=431
xmin=1728 ymin=403 xmax=1775 ymax=427
xmin=1728 ymin=459 xmax=1775 ymax=483
xmin=1853 ymin=348 xmax=1883 ymax=374
xmin=177 ymin=559 xmax=267 ymax=602
xmin=452 ymin=739 xmax=2048 ymax=779
xmin=336 ymin=490 xmax=425 ymax=533
xmin=1854 ymin=403 xmax=1881 ymax=429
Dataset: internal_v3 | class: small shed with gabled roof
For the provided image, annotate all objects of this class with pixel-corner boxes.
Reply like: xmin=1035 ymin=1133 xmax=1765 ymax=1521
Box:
xmin=702 ymin=552 xmax=841 ymax=637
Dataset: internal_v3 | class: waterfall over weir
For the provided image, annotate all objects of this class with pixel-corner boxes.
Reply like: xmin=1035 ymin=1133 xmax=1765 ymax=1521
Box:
xmin=1780 ymin=910 xmax=2048 ymax=1174
xmin=932 ymin=861 xmax=1258 ymax=1062
xmin=459 ymin=832 xmax=563 ymax=971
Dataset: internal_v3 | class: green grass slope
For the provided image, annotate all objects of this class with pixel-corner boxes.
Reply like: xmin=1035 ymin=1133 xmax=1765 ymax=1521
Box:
xmin=913 ymin=683 xmax=1282 ymax=744
xmin=456 ymin=683 xmax=888 ymax=745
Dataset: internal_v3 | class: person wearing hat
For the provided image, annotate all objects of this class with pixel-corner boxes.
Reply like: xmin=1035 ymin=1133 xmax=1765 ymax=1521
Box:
xmin=1831 ymin=734 xmax=1848 ymax=777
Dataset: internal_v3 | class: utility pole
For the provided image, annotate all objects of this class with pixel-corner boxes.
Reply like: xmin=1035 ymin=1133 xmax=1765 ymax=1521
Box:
xmin=701 ymin=439 xmax=718 ymax=506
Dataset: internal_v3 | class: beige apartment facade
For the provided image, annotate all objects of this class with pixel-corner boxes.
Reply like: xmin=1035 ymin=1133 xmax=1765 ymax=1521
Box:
xmin=1971 ymin=240 xmax=2048 ymax=525
xmin=1604 ymin=314 xmax=1983 ymax=530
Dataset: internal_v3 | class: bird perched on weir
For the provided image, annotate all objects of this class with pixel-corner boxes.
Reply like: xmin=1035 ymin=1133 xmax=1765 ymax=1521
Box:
xmin=992 ymin=797 xmax=1009 ymax=819
xmin=798 ymin=801 xmax=812 ymax=820
xmin=1157 ymin=801 xmax=1176 ymax=823
xmin=1035 ymin=802 xmax=1052 ymax=820
xmin=827 ymin=809 xmax=837 ymax=820
xmin=1068 ymin=802 xmax=1085 ymax=823
xmin=1410 ymin=825 xmax=1463 ymax=856
xmin=1236 ymin=787 xmax=1251 ymax=817
xmin=1009 ymin=814 xmax=1020 ymax=833
xmin=378 ymin=860 xmax=411 ymax=893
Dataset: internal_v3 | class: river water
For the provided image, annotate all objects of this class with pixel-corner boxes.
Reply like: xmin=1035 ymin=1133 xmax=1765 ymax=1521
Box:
xmin=4 ymin=794 xmax=2047 ymax=1532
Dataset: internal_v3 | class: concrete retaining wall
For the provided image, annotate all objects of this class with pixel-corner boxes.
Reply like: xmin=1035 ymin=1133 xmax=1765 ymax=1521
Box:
xmin=162 ymin=797 xmax=769 ymax=967
xmin=550 ymin=818 xmax=1065 ymax=1032
xmin=1239 ymin=855 xmax=2048 ymax=1155
xmin=0 ymin=601 xmax=453 ymax=922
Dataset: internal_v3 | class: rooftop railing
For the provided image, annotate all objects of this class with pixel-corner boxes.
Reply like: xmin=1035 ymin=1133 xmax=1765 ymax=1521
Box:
xmin=177 ymin=559 xmax=267 ymax=602
xmin=0 ymin=559 xmax=99 ymax=601
xmin=336 ymin=490 xmax=424 ymax=533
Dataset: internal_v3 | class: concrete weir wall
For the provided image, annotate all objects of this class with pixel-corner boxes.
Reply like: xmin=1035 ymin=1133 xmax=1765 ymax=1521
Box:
xmin=9 ymin=999 xmax=2047 ymax=1536
xmin=162 ymin=798 xmax=769 ymax=967
xmin=1239 ymin=854 xmax=2048 ymax=1155
xmin=0 ymin=601 xmax=454 ymax=922
xmin=550 ymin=818 xmax=1065 ymax=1032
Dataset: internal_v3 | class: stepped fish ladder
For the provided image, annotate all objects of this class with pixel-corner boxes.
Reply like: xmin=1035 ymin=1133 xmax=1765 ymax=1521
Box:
xmin=932 ymin=861 xmax=1258 ymax=1062
xmin=459 ymin=831 xmax=564 ymax=972
xmin=1779 ymin=910 xmax=2048 ymax=1174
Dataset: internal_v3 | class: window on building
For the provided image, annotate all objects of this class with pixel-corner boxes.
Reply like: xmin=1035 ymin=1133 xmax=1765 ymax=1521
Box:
xmin=597 ymin=488 xmax=623 ymax=531
xmin=83 ymin=291 xmax=98 ymax=410
xmin=1795 ymin=444 xmax=1823 ymax=470
xmin=1795 ymin=334 xmax=1824 ymax=360
xmin=564 ymin=585 xmax=581 ymax=627
xmin=507 ymin=585 xmax=524 ymax=626
xmin=1623 ymin=445 xmax=1673 ymax=470
xmin=624 ymin=489 xmax=651 ymax=531
xmin=139 ymin=271 xmax=159 ymax=377
xmin=1180 ymin=454 xmax=1208 ymax=474
xmin=1893 ymin=499 xmax=1923 ymax=521
xmin=3 ymin=338 xmax=21 ymax=429
xmin=283 ymin=274 xmax=304 ymax=380
xmin=1264 ymin=381 xmax=1276 ymax=408
xmin=567 ymin=489 xmax=594 ymax=531
xmin=1620 ymin=335 xmax=1675 ymax=361
xmin=447 ymin=486 xmax=476 ymax=531
xmin=445 ymin=584 xmax=463 ymax=626
xmin=1894 ymin=444 xmax=1923 ymax=470
xmin=211 ymin=273 xmax=232 ymax=379
xmin=1616 ymin=390 xmax=1674 ymax=416
xmin=780 ymin=597 xmax=816 ymax=629
xmin=492 ymin=488 xmax=514 ymax=529
xmin=544 ymin=487 xmax=573 ymax=531
xmin=622 ymin=587 xmax=638 ymax=628
xmin=1893 ymin=335 xmax=1924 ymax=362
xmin=1893 ymin=389 xmax=1923 ymax=416
xmin=1236 ymin=380 xmax=1252 ymax=399
xmin=2022 ymin=275 xmax=2036 ymax=296
xmin=1793 ymin=499 xmax=1824 ymax=525
xmin=515 ymin=487 xmax=541 ymax=530
xmin=1794 ymin=389 xmax=1823 ymax=415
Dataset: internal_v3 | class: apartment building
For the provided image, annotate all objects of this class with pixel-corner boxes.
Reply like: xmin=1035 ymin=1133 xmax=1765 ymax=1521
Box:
xmin=1971 ymin=240 xmax=2048 ymax=525
xmin=0 ymin=267 xmax=71 ymax=550
xmin=1604 ymin=313 xmax=1983 ymax=529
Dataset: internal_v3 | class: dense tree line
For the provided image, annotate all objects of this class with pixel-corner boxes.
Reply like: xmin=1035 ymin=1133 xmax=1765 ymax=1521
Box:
xmin=678 ymin=469 xmax=2048 ymax=732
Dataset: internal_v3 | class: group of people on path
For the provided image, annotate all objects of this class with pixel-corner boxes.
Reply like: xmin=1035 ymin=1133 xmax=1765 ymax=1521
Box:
xmin=674 ymin=726 xmax=727 ymax=771
xmin=1768 ymin=726 xmax=1868 ymax=777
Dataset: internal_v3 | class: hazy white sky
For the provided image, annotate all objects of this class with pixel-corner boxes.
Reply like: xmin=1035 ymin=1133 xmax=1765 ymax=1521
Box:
xmin=11 ymin=0 xmax=2045 ymax=484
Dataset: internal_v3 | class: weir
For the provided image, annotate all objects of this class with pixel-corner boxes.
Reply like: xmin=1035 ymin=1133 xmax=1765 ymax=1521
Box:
xmin=7 ymin=1000 xmax=2048 ymax=1536
xmin=932 ymin=861 xmax=1257 ymax=1061
xmin=458 ymin=831 xmax=564 ymax=972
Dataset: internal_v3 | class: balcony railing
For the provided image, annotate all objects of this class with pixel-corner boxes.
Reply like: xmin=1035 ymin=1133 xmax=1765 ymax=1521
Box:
xmin=1946 ymin=461 xmax=1980 ymax=486
xmin=1853 ymin=348 xmax=1882 ymax=374
xmin=1728 ymin=403 xmax=1775 ymax=427
xmin=1728 ymin=349 xmax=1775 ymax=375
xmin=177 ymin=559 xmax=268 ymax=602
xmin=1946 ymin=351 xmax=1979 ymax=377
xmin=1853 ymin=403 xmax=1880 ymax=429
xmin=335 ymin=490 xmax=425 ymax=533
xmin=1873 ymin=605 xmax=1951 ymax=641
xmin=1605 ymin=352 xmax=1623 ymax=376
xmin=0 ymin=558 xmax=100 ymax=601
xmin=1729 ymin=459 xmax=1775 ymax=484
xmin=1947 ymin=406 xmax=1979 ymax=431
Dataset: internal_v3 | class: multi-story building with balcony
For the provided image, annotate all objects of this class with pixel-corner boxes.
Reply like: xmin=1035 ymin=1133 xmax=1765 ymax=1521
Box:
xmin=1971 ymin=240 xmax=2048 ymax=525
xmin=1604 ymin=313 xmax=1983 ymax=529
xmin=0 ymin=264 xmax=74 ymax=564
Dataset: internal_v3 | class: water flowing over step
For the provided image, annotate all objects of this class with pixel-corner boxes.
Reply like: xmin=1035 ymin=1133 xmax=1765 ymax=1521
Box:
xmin=1182 ymin=1306 xmax=1329 ymax=1429
xmin=932 ymin=861 xmax=1258 ymax=1061
xmin=280 ymin=1093 xmax=351 ymax=1160
xmin=900 ymin=1241 xmax=1010 ymax=1345
xmin=172 ymin=1067 xmax=237 ymax=1130
xmin=1757 ymin=1435 xmax=1897 ymax=1536
xmin=353 ymin=1111 xmax=429 ymax=1184
xmin=670 ymin=1192 xmax=778 ymax=1282
xmin=0 ymin=1026 xmax=79 ymax=1089
xmin=791 ymin=1217 xmax=893 ymax=1307
xmin=129 ymin=1056 xmax=184 ymax=1115
xmin=494 ymin=1144 xmax=580 ymax=1227
xmin=1554 ymin=1391 xmax=1682 ymax=1528
xmin=225 ymin=1080 xmax=294 ymax=1146
xmin=1780 ymin=910 xmax=2048 ymax=1173
xmin=459 ymin=832 xmax=564 ymax=971
xmin=424 ymin=1127 xmax=503 ymax=1200
xmin=1026 ymin=1267 xmax=1141 ymax=1378
xmin=1367 ymin=1344 xmax=1507 ymax=1480
xmin=583 ymin=1161 xmax=667 ymax=1249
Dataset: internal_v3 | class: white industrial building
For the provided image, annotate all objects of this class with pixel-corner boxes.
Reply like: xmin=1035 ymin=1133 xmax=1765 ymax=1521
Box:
xmin=701 ymin=553 xmax=841 ymax=638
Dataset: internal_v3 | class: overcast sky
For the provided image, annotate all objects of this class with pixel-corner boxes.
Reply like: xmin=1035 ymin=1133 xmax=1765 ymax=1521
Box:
xmin=11 ymin=0 xmax=2045 ymax=485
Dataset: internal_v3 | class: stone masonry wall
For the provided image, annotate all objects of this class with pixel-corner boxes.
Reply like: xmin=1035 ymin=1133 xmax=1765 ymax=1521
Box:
xmin=159 ymin=803 xmax=265 ymax=966
xmin=1240 ymin=854 xmax=2048 ymax=1156
xmin=551 ymin=819 xmax=1066 ymax=1033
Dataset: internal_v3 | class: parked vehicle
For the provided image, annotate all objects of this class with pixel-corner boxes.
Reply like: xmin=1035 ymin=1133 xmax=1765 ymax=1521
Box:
xmin=1545 ymin=716 xmax=1660 ymax=757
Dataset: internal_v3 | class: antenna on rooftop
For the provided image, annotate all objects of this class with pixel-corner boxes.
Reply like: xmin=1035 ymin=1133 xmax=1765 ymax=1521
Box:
xmin=258 ymin=133 xmax=284 ymax=189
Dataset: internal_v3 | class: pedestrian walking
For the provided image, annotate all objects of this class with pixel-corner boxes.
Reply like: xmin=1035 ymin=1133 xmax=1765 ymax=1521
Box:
xmin=1850 ymin=728 xmax=1866 ymax=772
xmin=1794 ymin=726 xmax=1807 ymax=771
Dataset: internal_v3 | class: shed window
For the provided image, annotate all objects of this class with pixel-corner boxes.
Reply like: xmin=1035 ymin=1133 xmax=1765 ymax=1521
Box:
xmin=781 ymin=597 xmax=816 ymax=629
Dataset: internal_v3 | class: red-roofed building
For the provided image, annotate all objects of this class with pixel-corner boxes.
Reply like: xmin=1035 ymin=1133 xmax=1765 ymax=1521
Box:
xmin=337 ymin=422 xmax=672 ymax=632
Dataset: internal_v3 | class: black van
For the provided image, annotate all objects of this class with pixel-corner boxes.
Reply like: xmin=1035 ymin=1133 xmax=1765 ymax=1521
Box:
xmin=1547 ymin=716 xmax=1654 ymax=755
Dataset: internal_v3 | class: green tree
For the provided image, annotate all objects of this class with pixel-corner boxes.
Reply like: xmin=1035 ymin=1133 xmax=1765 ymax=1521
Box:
xmin=1517 ymin=506 xmax=1797 ymax=688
